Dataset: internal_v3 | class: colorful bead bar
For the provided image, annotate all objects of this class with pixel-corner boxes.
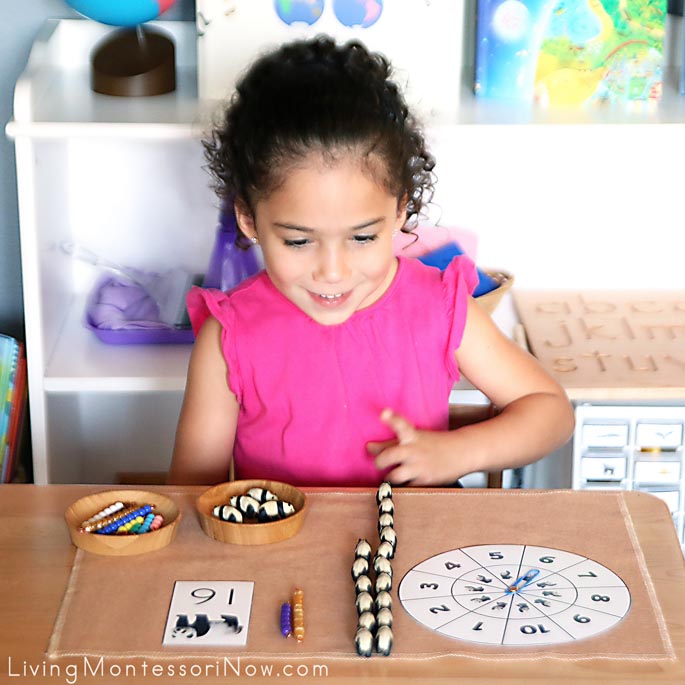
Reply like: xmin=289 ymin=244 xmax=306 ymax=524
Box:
xmin=96 ymin=504 xmax=154 ymax=535
xmin=80 ymin=504 xmax=146 ymax=533
xmin=292 ymin=589 xmax=305 ymax=643
xmin=280 ymin=602 xmax=292 ymax=637
xmin=79 ymin=501 xmax=127 ymax=528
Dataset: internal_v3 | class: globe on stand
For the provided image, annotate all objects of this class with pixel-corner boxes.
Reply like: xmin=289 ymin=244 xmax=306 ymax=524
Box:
xmin=66 ymin=0 xmax=177 ymax=96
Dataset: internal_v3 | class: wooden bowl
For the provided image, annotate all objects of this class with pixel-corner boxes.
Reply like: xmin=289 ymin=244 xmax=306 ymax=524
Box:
xmin=197 ymin=480 xmax=307 ymax=545
xmin=475 ymin=269 xmax=515 ymax=315
xmin=64 ymin=489 xmax=180 ymax=556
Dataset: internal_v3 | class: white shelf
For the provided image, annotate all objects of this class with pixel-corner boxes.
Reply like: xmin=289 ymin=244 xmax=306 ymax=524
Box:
xmin=7 ymin=19 xmax=685 ymax=143
xmin=453 ymin=67 xmax=685 ymax=126
xmin=6 ymin=19 xmax=214 ymax=140
xmin=44 ymin=297 xmax=191 ymax=393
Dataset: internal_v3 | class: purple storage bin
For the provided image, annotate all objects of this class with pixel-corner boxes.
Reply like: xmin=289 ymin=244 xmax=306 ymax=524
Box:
xmin=84 ymin=275 xmax=195 ymax=345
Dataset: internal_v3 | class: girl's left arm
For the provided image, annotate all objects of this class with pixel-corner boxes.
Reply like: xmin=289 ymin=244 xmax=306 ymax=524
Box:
xmin=371 ymin=297 xmax=575 ymax=485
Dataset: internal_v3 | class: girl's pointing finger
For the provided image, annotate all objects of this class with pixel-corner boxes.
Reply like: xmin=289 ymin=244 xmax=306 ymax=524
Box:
xmin=380 ymin=408 xmax=416 ymax=445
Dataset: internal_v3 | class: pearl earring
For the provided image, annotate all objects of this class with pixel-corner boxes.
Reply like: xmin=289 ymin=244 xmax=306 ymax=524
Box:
xmin=250 ymin=236 xmax=258 ymax=245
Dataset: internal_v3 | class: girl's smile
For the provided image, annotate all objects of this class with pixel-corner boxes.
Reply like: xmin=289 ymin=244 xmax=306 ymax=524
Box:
xmin=309 ymin=290 xmax=352 ymax=307
xmin=236 ymin=153 xmax=406 ymax=325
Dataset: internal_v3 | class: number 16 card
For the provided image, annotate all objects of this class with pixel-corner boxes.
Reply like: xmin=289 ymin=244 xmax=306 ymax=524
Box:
xmin=162 ymin=581 xmax=254 ymax=647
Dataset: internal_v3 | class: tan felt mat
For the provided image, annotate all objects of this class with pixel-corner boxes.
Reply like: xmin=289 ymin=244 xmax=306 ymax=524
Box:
xmin=48 ymin=490 xmax=673 ymax=661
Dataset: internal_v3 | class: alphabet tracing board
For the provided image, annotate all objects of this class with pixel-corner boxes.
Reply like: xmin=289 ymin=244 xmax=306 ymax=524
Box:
xmin=513 ymin=290 xmax=685 ymax=400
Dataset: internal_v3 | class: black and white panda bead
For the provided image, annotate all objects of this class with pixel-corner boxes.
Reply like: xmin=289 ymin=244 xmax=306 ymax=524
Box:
xmin=212 ymin=504 xmax=243 ymax=523
xmin=356 ymin=591 xmax=374 ymax=615
xmin=376 ymin=607 xmax=392 ymax=628
xmin=376 ymin=540 xmax=395 ymax=560
xmin=355 ymin=627 xmax=374 ymax=657
xmin=246 ymin=487 xmax=278 ymax=503
xmin=352 ymin=556 xmax=370 ymax=581
xmin=375 ymin=590 xmax=392 ymax=611
xmin=378 ymin=513 xmax=394 ymax=534
xmin=375 ymin=572 xmax=392 ymax=593
xmin=358 ymin=610 xmax=377 ymax=633
xmin=355 ymin=574 xmax=373 ymax=595
xmin=378 ymin=498 xmax=394 ymax=516
xmin=373 ymin=555 xmax=392 ymax=578
xmin=379 ymin=526 xmax=397 ymax=551
xmin=354 ymin=538 xmax=372 ymax=561
xmin=256 ymin=499 xmax=295 ymax=522
xmin=375 ymin=625 xmax=393 ymax=656
xmin=376 ymin=481 xmax=392 ymax=504
xmin=230 ymin=495 xmax=260 ymax=518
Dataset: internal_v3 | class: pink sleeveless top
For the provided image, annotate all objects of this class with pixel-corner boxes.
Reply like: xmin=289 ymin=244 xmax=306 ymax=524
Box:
xmin=187 ymin=255 xmax=477 ymax=486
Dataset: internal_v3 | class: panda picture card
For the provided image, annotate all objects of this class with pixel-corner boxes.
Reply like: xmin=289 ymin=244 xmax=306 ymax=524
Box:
xmin=162 ymin=581 xmax=254 ymax=647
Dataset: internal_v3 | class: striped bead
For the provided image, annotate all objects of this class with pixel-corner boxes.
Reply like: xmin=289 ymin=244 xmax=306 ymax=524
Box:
xmin=355 ymin=627 xmax=374 ymax=657
xmin=376 ymin=607 xmax=393 ymax=628
xmin=375 ymin=590 xmax=392 ymax=611
xmin=247 ymin=487 xmax=278 ymax=503
xmin=376 ymin=625 xmax=393 ymax=656
xmin=355 ymin=574 xmax=373 ymax=595
xmin=354 ymin=538 xmax=372 ymax=561
xmin=377 ymin=513 xmax=394 ymax=534
xmin=378 ymin=498 xmax=394 ymax=516
xmin=376 ymin=481 xmax=392 ymax=504
xmin=358 ymin=610 xmax=376 ymax=633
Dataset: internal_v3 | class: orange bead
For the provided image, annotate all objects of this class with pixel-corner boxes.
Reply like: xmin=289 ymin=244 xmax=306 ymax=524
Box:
xmin=292 ymin=589 xmax=304 ymax=642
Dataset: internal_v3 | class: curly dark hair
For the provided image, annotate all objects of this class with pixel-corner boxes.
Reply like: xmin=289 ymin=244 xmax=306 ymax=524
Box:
xmin=203 ymin=35 xmax=435 ymax=247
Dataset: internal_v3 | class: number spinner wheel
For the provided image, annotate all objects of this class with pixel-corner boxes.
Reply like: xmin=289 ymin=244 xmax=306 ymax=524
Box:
xmin=398 ymin=544 xmax=631 ymax=646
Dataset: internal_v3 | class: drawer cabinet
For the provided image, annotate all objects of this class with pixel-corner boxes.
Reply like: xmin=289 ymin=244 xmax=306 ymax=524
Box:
xmin=573 ymin=405 xmax=685 ymax=549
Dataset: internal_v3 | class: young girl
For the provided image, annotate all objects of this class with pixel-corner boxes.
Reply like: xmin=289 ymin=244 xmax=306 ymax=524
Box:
xmin=168 ymin=36 xmax=574 ymax=487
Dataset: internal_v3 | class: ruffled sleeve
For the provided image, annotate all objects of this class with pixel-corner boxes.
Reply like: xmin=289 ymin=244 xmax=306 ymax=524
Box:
xmin=441 ymin=255 xmax=479 ymax=378
xmin=186 ymin=286 xmax=242 ymax=400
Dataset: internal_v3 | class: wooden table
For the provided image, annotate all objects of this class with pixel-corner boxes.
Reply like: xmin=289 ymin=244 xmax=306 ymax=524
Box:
xmin=1 ymin=485 xmax=684 ymax=684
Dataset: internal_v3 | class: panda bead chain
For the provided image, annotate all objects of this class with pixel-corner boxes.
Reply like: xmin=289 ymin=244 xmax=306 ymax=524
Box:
xmin=352 ymin=481 xmax=395 ymax=657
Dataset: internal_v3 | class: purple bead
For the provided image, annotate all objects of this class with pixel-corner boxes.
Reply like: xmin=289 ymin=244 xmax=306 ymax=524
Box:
xmin=280 ymin=602 xmax=293 ymax=637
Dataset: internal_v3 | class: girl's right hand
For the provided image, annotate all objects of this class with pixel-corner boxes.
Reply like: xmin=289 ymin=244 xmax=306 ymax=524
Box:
xmin=367 ymin=409 xmax=462 ymax=486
